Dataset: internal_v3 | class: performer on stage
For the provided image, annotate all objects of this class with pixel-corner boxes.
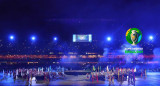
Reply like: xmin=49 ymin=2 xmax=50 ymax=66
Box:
xmin=96 ymin=72 xmax=98 ymax=82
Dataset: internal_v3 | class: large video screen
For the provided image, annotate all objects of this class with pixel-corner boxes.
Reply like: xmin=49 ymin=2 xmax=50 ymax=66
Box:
xmin=73 ymin=34 xmax=92 ymax=42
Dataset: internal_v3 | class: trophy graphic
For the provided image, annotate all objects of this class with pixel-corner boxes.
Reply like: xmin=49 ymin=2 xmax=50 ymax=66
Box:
xmin=130 ymin=30 xmax=138 ymax=45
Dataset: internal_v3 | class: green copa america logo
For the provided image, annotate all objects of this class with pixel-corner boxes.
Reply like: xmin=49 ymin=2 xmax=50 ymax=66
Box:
xmin=126 ymin=28 xmax=142 ymax=45
xmin=125 ymin=28 xmax=143 ymax=54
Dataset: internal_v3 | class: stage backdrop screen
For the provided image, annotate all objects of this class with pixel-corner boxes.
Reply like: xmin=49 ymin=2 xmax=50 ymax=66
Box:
xmin=73 ymin=34 xmax=92 ymax=42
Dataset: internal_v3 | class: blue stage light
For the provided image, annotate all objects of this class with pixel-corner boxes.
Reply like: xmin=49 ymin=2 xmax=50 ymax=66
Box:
xmin=107 ymin=37 xmax=111 ymax=41
xmin=9 ymin=35 xmax=14 ymax=40
xmin=149 ymin=36 xmax=153 ymax=40
xmin=31 ymin=36 xmax=36 ymax=41
xmin=53 ymin=37 xmax=57 ymax=41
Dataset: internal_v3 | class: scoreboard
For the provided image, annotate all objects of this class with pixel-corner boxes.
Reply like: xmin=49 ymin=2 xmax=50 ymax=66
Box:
xmin=73 ymin=34 xmax=92 ymax=42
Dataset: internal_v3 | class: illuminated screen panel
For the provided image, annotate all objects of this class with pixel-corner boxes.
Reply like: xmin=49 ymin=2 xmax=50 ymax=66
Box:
xmin=73 ymin=34 xmax=92 ymax=42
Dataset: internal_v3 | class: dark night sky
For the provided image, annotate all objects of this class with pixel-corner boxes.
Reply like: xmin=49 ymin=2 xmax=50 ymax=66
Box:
xmin=0 ymin=0 xmax=160 ymax=42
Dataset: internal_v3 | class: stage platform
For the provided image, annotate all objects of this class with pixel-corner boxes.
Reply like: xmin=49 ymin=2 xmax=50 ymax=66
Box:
xmin=65 ymin=70 xmax=91 ymax=75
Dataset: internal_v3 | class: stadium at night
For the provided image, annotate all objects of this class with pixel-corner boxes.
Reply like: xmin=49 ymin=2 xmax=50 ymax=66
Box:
xmin=0 ymin=0 xmax=160 ymax=86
